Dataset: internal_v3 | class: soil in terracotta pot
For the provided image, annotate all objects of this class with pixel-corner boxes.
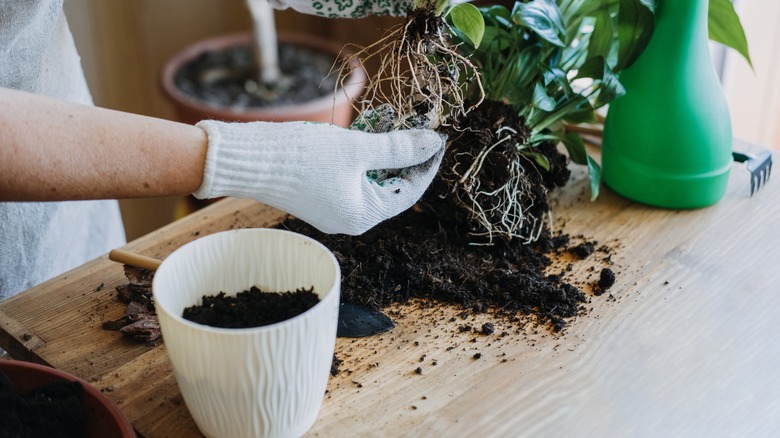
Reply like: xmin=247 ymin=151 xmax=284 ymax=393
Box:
xmin=174 ymin=43 xmax=338 ymax=109
xmin=0 ymin=372 xmax=87 ymax=438
xmin=182 ymin=286 xmax=320 ymax=329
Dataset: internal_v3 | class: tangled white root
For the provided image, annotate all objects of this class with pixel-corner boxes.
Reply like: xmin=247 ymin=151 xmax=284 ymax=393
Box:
xmin=450 ymin=127 xmax=550 ymax=245
xmin=337 ymin=11 xmax=483 ymax=130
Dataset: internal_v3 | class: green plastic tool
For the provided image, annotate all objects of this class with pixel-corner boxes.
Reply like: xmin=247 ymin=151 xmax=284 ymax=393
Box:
xmin=602 ymin=0 xmax=732 ymax=209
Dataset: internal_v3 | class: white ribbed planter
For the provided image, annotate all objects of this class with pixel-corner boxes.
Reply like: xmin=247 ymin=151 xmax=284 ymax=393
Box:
xmin=153 ymin=229 xmax=340 ymax=438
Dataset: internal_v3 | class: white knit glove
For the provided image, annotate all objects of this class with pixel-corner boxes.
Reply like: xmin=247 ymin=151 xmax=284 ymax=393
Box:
xmin=194 ymin=120 xmax=445 ymax=235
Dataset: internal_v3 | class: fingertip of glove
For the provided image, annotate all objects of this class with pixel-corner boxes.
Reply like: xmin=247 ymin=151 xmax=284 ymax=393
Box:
xmin=419 ymin=130 xmax=447 ymax=150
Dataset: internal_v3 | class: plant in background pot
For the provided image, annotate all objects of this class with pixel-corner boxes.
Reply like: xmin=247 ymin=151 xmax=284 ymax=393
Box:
xmin=161 ymin=0 xmax=365 ymax=127
xmin=161 ymin=0 xmax=367 ymax=212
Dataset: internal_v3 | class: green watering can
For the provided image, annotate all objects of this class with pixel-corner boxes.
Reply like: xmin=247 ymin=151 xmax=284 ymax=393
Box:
xmin=602 ymin=0 xmax=734 ymax=208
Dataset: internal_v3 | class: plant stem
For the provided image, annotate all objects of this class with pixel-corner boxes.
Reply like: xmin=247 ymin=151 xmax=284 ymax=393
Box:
xmin=246 ymin=0 xmax=281 ymax=85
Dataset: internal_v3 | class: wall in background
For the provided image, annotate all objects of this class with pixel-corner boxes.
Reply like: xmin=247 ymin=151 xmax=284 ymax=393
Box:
xmin=721 ymin=0 xmax=780 ymax=151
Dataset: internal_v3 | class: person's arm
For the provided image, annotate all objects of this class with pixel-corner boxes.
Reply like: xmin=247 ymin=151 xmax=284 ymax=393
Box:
xmin=1 ymin=87 xmax=445 ymax=235
xmin=0 ymin=87 xmax=207 ymax=201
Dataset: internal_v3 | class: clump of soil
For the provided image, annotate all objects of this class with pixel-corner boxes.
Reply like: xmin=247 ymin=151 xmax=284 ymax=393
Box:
xmin=102 ymin=266 xmax=161 ymax=346
xmin=0 ymin=372 xmax=87 ymax=438
xmin=571 ymin=242 xmax=596 ymax=259
xmin=595 ymin=268 xmax=616 ymax=296
xmin=182 ymin=286 xmax=319 ymax=329
xmin=174 ymin=43 xmax=338 ymax=109
xmin=424 ymin=100 xmax=571 ymax=244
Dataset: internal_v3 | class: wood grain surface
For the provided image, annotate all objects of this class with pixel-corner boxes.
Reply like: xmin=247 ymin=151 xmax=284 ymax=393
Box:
xmin=1 ymin=157 xmax=778 ymax=437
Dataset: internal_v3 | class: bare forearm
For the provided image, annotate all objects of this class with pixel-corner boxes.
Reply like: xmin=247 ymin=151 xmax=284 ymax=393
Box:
xmin=0 ymin=87 xmax=207 ymax=201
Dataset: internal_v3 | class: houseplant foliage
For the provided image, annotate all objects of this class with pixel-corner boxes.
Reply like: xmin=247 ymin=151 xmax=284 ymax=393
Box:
xmin=345 ymin=0 xmax=749 ymax=244
xmin=436 ymin=0 xmax=657 ymax=245
xmin=383 ymin=0 xmax=658 ymax=244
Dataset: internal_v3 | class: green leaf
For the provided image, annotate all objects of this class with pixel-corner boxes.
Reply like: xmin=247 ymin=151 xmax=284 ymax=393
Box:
xmin=433 ymin=0 xmax=449 ymax=16
xmin=476 ymin=26 xmax=505 ymax=53
xmin=561 ymin=131 xmax=588 ymax=165
xmin=538 ymin=130 xmax=601 ymax=200
xmin=532 ymin=82 xmax=557 ymax=111
xmin=562 ymin=105 xmax=597 ymax=124
xmin=530 ymin=152 xmax=551 ymax=171
xmin=577 ymin=56 xmax=626 ymax=107
xmin=708 ymin=0 xmax=752 ymax=68
xmin=542 ymin=66 xmax=572 ymax=96
xmin=586 ymin=154 xmax=602 ymax=200
xmin=576 ymin=55 xmax=604 ymax=79
xmin=587 ymin=9 xmax=615 ymax=62
xmin=614 ymin=0 xmax=655 ymax=71
xmin=638 ymin=0 xmax=657 ymax=13
xmin=482 ymin=4 xmax=511 ymax=23
xmin=498 ymin=45 xmax=542 ymax=103
xmin=560 ymin=131 xmax=601 ymax=199
xmin=512 ymin=0 xmax=566 ymax=47
xmin=595 ymin=62 xmax=625 ymax=107
xmin=449 ymin=3 xmax=485 ymax=48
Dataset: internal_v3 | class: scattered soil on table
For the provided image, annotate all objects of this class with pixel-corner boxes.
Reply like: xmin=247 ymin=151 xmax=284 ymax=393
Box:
xmin=281 ymin=98 xmax=613 ymax=339
xmin=281 ymin=208 xmax=607 ymax=333
xmin=174 ymin=43 xmax=338 ymax=109
xmin=0 ymin=372 xmax=87 ymax=438
xmin=595 ymin=267 xmax=617 ymax=296
xmin=183 ymin=286 xmax=320 ymax=329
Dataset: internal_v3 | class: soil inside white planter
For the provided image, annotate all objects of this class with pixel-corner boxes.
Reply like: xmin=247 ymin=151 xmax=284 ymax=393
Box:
xmin=173 ymin=43 xmax=338 ymax=109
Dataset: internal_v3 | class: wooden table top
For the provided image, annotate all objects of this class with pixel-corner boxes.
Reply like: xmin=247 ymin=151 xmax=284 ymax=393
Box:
xmin=1 ymin=158 xmax=778 ymax=437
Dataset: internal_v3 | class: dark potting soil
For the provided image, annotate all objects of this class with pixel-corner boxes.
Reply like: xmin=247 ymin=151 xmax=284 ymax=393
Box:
xmin=595 ymin=268 xmax=617 ymax=296
xmin=173 ymin=43 xmax=338 ymax=109
xmin=182 ymin=286 xmax=320 ymax=329
xmin=281 ymin=211 xmax=603 ymax=333
xmin=0 ymin=372 xmax=87 ymax=438
xmin=278 ymin=99 xmax=605 ymax=333
xmin=425 ymin=99 xmax=572 ymax=243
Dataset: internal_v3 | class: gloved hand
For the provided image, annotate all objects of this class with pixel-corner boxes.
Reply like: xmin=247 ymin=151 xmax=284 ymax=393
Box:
xmin=194 ymin=120 xmax=445 ymax=235
xmin=267 ymin=0 xmax=411 ymax=18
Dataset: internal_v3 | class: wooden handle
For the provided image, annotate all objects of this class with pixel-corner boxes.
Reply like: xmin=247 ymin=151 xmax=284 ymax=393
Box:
xmin=109 ymin=249 xmax=162 ymax=271
xmin=563 ymin=123 xmax=604 ymax=137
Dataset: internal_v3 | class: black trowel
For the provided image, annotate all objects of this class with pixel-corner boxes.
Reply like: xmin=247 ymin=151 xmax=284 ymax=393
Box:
xmin=337 ymin=302 xmax=395 ymax=337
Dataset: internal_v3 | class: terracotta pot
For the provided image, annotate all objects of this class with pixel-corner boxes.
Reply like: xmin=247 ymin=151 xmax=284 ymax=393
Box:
xmin=161 ymin=32 xmax=365 ymax=127
xmin=0 ymin=359 xmax=136 ymax=437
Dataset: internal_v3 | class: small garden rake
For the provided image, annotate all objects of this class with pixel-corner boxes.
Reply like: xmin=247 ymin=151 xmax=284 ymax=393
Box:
xmin=732 ymin=138 xmax=773 ymax=196
xmin=565 ymin=123 xmax=774 ymax=197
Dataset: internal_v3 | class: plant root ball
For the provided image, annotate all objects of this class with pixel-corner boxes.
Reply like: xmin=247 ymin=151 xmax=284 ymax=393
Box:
xmin=423 ymin=100 xmax=570 ymax=245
